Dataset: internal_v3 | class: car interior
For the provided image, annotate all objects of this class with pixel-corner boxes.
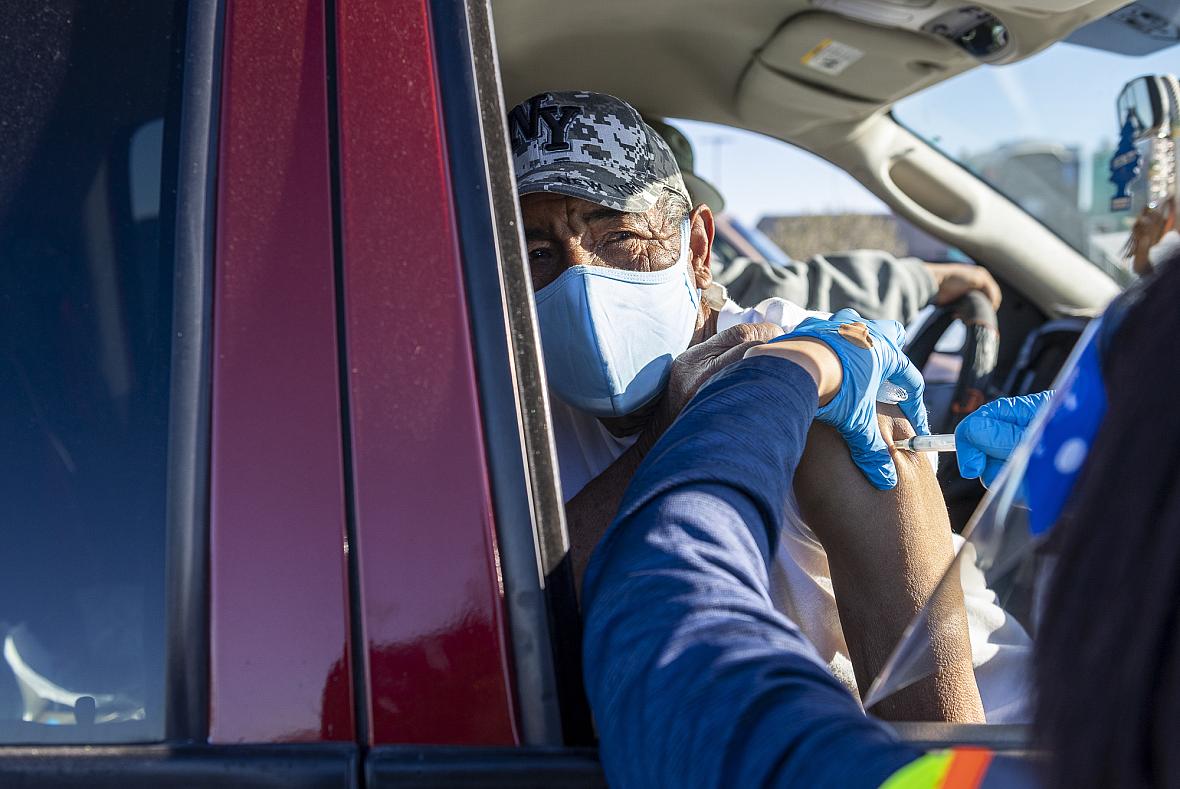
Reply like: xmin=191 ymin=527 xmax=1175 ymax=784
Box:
xmin=490 ymin=0 xmax=1173 ymax=733
xmin=491 ymin=0 xmax=1152 ymax=508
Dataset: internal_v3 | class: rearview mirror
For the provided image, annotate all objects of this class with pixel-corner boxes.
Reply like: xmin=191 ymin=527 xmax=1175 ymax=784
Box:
xmin=1117 ymin=75 xmax=1179 ymax=139
xmin=1111 ymin=74 xmax=1178 ymax=212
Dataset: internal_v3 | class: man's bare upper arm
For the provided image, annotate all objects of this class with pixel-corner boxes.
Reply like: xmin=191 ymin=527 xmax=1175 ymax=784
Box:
xmin=792 ymin=404 xmax=984 ymax=723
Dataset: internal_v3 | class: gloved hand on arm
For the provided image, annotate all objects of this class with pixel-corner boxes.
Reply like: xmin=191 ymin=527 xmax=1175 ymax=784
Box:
xmin=954 ymin=390 xmax=1054 ymax=486
xmin=746 ymin=308 xmax=929 ymax=490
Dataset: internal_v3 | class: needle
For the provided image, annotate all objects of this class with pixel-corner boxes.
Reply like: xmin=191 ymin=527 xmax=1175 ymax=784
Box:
xmin=894 ymin=433 xmax=957 ymax=453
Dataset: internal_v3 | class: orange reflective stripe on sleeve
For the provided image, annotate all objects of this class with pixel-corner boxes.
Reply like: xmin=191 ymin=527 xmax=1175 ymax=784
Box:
xmin=941 ymin=748 xmax=994 ymax=788
xmin=880 ymin=748 xmax=995 ymax=789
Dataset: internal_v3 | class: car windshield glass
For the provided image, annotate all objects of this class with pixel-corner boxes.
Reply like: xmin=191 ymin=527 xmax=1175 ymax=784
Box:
xmin=894 ymin=39 xmax=1180 ymax=282
xmin=728 ymin=217 xmax=794 ymax=268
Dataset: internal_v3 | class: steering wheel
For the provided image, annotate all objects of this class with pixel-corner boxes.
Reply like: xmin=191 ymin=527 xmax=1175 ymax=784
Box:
xmin=904 ymin=291 xmax=1000 ymax=530
xmin=904 ymin=290 xmax=1000 ymax=434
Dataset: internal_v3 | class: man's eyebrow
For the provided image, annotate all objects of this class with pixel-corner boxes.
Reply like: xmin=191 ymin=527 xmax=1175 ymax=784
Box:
xmin=525 ymin=208 xmax=628 ymax=241
xmin=524 ymin=227 xmax=555 ymax=242
xmin=584 ymin=207 xmax=627 ymax=223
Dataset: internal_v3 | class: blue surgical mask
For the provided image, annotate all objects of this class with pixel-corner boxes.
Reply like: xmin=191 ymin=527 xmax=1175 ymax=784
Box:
xmin=534 ymin=218 xmax=701 ymax=417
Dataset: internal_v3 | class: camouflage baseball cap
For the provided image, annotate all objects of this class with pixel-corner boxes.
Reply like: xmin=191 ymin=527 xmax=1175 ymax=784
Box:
xmin=509 ymin=91 xmax=690 ymax=213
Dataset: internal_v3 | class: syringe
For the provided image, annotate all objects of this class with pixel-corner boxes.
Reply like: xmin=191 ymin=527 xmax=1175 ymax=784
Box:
xmin=894 ymin=433 xmax=957 ymax=453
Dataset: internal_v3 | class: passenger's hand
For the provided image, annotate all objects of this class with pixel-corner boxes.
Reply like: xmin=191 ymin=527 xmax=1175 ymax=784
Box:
xmin=925 ymin=263 xmax=1002 ymax=311
xmin=1128 ymin=205 xmax=1171 ymax=275
xmin=954 ymin=390 xmax=1053 ymax=486
xmin=643 ymin=321 xmax=782 ymax=441
xmin=757 ymin=308 xmax=929 ymax=490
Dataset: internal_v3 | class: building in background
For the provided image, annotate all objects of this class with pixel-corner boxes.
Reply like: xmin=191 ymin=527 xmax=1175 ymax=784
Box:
xmin=755 ymin=212 xmax=962 ymax=261
xmin=757 ymin=139 xmax=1134 ymax=280
xmin=966 ymin=141 xmax=1084 ymax=251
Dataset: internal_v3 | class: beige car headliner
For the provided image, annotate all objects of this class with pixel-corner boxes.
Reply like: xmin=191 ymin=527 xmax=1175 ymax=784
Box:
xmin=492 ymin=0 xmax=1128 ymax=313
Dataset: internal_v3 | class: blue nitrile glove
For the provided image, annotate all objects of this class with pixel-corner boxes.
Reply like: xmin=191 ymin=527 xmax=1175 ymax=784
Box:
xmin=774 ymin=308 xmax=930 ymax=490
xmin=954 ymin=390 xmax=1055 ymax=486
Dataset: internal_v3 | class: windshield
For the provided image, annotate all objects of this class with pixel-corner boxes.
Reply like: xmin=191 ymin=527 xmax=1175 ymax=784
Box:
xmin=727 ymin=217 xmax=794 ymax=268
xmin=894 ymin=40 xmax=1179 ymax=282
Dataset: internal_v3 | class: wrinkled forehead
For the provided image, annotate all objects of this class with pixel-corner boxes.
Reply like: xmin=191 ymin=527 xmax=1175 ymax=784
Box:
xmin=519 ymin=194 xmax=680 ymax=241
xmin=520 ymin=192 xmax=622 ymax=221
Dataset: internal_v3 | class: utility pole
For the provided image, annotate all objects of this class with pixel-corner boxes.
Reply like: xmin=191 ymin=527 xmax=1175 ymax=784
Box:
xmin=700 ymin=135 xmax=733 ymax=190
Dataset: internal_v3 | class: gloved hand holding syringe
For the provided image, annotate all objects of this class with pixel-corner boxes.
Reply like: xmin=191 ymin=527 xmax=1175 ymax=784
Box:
xmin=895 ymin=390 xmax=1056 ymax=480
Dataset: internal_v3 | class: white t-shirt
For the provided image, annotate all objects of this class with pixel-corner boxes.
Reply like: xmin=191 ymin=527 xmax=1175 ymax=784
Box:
xmin=552 ymin=297 xmax=1033 ymax=722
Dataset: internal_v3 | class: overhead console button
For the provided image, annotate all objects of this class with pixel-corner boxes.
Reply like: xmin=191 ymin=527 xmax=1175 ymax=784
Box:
xmin=922 ymin=6 xmax=1011 ymax=61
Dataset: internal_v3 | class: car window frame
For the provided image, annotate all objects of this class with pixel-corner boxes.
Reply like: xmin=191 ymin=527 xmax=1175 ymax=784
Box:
xmin=163 ymin=0 xmax=220 ymax=743
xmin=331 ymin=0 xmax=529 ymax=750
xmin=428 ymin=0 xmax=592 ymax=748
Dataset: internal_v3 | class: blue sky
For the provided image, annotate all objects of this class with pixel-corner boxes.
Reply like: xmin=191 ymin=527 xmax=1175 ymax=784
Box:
xmin=678 ymin=42 xmax=1180 ymax=226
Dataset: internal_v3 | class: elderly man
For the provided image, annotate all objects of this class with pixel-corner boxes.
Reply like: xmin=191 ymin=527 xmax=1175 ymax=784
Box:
xmin=511 ymin=90 xmax=1029 ymax=721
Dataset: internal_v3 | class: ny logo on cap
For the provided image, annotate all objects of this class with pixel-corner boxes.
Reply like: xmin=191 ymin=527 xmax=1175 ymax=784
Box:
xmin=509 ymin=95 xmax=579 ymax=156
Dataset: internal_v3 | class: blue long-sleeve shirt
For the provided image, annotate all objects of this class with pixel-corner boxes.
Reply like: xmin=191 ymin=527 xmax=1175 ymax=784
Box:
xmin=581 ymin=355 xmax=921 ymax=788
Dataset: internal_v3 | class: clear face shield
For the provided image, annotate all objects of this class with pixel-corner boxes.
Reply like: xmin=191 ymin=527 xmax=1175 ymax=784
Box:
xmin=863 ymin=319 xmax=1108 ymax=714
xmin=865 ymin=73 xmax=1175 ymax=717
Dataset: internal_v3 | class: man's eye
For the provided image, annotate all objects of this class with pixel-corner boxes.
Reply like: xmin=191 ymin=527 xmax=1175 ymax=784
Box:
xmin=607 ymin=231 xmax=637 ymax=244
xmin=529 ymin=246 xmax=552 ymax=261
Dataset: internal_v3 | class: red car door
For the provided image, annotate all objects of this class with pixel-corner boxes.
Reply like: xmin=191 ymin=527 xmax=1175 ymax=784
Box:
xmin=332 ymin=0 xmax=602 ymax=783
xmin=0 ymin=0 xmax=603 ymax=784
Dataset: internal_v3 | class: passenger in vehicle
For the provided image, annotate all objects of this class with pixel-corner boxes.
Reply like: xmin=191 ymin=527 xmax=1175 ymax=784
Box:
xmin=647 ymin=119 xmax=1002 ymax=324
xmin=1127 ymin=198 xmax=1178 ymax=276
xmin=511 ymin=90 xmax=1029 ymax=722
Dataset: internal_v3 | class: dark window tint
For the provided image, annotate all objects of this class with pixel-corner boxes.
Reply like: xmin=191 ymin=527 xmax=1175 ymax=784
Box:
xmin=0 ymin=1 xmax=185 ymax=743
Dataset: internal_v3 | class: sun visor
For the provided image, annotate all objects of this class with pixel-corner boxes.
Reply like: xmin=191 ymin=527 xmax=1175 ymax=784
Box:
xmin=755 ymin=12 xmax=972 ymax=105
xmin=736 ymin=59 xmax=878 ymax=139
